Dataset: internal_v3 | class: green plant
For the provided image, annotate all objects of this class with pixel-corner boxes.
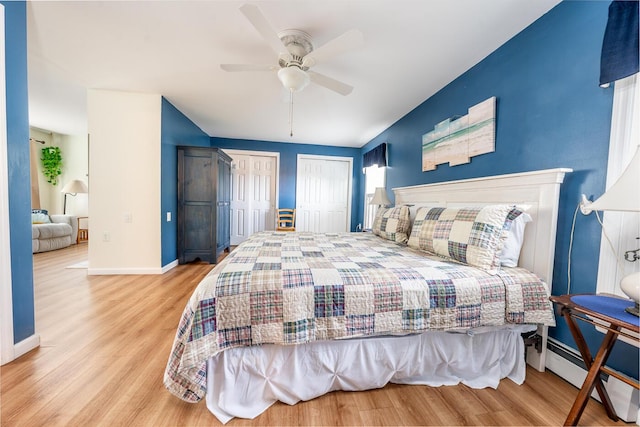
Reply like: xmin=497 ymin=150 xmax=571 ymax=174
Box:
xmin=41 ymin=146 xmax=63 ymax=185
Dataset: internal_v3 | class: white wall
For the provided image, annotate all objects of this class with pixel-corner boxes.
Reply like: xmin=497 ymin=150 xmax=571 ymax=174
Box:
xmin=59 ymin=133 xmax=89 ymax=217
xmin=87 ymin=89 xmax=162 ymax=274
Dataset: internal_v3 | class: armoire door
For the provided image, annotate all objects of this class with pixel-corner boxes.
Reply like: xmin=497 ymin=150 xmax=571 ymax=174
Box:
xmin=216 ymin=155 xmax=231 ymax=257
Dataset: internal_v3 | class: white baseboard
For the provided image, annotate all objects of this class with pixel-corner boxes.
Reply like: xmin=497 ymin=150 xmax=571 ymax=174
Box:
xmin=1 ymin=336 xmax=41 ymax=366
xmin=162 ymin=259 xmax=178 ymax=273
xmin=546 ymin=338 xmax=639 ymax=423
xmin=13 ymin=334 xmax=40 ymax=360
xmin=86 ymin=259 xmax=178 ymax=275
xmin=87 ymin=267 xmax=164 ymax=275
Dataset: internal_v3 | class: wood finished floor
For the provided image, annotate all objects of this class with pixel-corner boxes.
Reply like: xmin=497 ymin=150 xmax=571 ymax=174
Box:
xmin=0 ymin=244 xmax=628 ymax=426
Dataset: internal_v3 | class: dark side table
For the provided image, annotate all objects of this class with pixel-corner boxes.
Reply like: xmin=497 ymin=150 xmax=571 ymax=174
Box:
xmin=549 ymin=294 xmax=639 ymax=426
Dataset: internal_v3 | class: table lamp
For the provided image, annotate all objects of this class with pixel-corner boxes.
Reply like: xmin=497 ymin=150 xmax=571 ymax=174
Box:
xmin=370 ymin=187 xmax=391 ymax=208
xmin=581 ymin=146 xmax=640 ymax=315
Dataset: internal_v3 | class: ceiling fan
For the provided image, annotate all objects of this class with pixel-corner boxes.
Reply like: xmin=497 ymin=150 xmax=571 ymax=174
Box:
xmin=220 ymin=4 xmax=364 ymax=96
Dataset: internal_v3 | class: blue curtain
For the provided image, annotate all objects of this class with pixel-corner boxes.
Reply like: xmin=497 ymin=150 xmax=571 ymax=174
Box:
xmin=363 ymin=143 xmax=387 ymax=168
xmin=600 ymin=0 xmax=639 ymax=86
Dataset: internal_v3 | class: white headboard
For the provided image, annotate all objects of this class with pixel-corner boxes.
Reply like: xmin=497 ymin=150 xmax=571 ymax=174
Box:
xmin=393 ymin=168 xmax=572 ymax=288
xmin=393 ymin=168 xmax=572 ymax=372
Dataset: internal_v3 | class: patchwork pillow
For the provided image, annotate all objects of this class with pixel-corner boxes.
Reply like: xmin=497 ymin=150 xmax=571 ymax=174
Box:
xmin=408 ymin=205 xmax=525 ymax=273
xmin=372 ymin=205 xmax=411 ymax=244
xmin=31 ymin=209 xmax=51 ymax=224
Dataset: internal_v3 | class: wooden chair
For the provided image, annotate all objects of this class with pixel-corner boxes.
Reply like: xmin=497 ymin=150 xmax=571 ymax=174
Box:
xmin=276 ymin=208 xmax=296 ymax=232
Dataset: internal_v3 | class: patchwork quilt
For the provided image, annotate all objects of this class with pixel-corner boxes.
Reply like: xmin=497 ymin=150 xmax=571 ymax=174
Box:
xmin=164 ymin=231 xmax=555 ymax=402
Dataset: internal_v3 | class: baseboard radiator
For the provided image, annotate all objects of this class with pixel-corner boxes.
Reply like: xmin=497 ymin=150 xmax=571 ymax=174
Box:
xmin=546 ymin=337 xmax=639 ymax=423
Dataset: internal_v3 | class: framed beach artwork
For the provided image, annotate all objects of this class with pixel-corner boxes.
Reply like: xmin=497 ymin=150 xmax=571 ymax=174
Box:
xmin=422 ymin=96 xmax=496 ymax=171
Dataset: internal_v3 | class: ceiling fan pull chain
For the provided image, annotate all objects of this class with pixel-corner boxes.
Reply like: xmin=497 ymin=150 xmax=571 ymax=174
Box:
xmin=289 ymin=90 xmax=294 ymax=137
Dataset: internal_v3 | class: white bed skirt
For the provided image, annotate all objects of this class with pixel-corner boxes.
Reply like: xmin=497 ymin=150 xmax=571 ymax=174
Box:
xmin=206 ymin=325 xmax=535 ymax=423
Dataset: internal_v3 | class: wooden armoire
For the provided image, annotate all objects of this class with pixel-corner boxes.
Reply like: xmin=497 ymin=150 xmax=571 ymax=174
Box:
xmin=177 ymin=146 xmax=231 ymax=264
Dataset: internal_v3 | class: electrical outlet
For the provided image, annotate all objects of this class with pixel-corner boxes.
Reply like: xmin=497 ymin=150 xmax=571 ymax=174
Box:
xmin=103 ymin=231 xmax=110 ymax=242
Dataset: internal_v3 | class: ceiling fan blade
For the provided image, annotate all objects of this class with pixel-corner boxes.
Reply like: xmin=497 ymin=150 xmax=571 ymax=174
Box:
xmin=220 ymin=64 xmax=278 ymax=72
xmin=307 ymin=71 xmax=353 ymax=96
xmin=302 ymin=29 xmax=364 ymax=68
xmin=239 ymin=4 xmax=288 ymax=56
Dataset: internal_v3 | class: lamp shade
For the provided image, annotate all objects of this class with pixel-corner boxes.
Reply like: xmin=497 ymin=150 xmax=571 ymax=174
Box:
xmin=277 ymin=66 xmax=310 ymax=92
xmin=584 ymin=146 xmax=640 ymax=213
xmin=370 ymin=187 xmax=391 ymax=207
xmin=61 ymin=179 xmax=88 ymax=194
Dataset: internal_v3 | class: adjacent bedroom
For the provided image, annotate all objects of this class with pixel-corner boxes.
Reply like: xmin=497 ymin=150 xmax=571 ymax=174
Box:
xmin=1 ymin=0 xmax=638 ymax=426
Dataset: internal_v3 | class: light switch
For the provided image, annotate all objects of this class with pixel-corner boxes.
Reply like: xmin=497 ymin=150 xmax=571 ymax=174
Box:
xmin=167 ymin=212 xmax=172 ymax=222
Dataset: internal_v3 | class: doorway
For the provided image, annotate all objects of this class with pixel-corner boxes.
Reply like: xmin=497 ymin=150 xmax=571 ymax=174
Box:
xmin=0 ymin=3 xmax=14 ymax=364
xmin=225 ymin=149 xmax=279 ymax=245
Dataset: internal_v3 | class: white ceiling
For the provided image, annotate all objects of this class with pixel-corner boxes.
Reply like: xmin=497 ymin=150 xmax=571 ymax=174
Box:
xmin=27 ymin=0 xmax=560 ymax=148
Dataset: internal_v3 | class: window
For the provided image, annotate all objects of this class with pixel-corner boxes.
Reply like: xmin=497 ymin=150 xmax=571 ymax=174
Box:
xmin=363 ymin=165 xmax=386 ymax=230
xmin=596 ymin=74 xmax=640 ymax=295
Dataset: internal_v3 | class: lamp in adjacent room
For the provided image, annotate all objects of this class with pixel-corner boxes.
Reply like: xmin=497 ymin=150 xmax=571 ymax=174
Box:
xmin=581 ymin=146 xmax=640 ymax=315
xmin=61 ymin=179 xmax=88 ymax=215
xmin=370 ymin=187 xmax=391 ymax=208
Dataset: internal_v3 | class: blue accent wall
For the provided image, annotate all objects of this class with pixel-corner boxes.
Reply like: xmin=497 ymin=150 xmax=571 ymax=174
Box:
xmin=361 ymin=1 xmax=637 ymax=379
xmin=3 ymin=0 xmax=35 ymax=343
xmin=211 ymin=137 xmax=362 ymax=232
xmin=160 ymin=98 xmax=210 ymax=266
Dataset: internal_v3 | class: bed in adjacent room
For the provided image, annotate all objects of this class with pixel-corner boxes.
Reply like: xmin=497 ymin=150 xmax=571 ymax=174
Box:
xmin=164 ymin=168 xmax=571 ymax=423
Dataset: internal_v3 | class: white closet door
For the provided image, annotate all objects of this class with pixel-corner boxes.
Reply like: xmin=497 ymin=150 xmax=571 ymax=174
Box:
xmin=229 ymin=152 xmax=277 ymax=245
xmin=296 ymin=155 xmax=352 ymax=233
xmin=230 ymin=154 xmax=250 ymax=245
xmin=249 ymin=156 xmax=276 ymax=234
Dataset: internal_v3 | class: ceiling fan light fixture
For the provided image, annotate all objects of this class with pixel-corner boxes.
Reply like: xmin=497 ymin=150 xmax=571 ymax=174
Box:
xmin=277 ymin=66 xmax=310 ymax=92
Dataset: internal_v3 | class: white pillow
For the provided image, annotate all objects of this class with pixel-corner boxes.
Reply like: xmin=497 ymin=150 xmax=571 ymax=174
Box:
xmin=499 ymin=212 xmax=532 ymax=267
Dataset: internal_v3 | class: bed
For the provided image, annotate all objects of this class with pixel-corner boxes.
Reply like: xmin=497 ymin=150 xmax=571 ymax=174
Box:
xmin=164 ymin=168 xmax=571 ymax=423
